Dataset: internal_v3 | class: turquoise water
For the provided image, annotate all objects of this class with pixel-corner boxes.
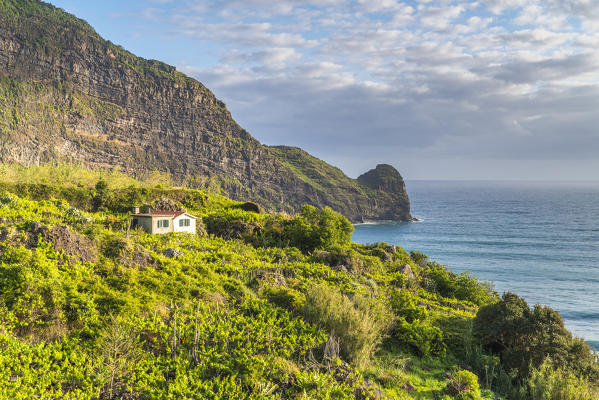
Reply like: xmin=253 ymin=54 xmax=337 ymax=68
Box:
xmin=352 ymin=181 xmax=599 ymax=348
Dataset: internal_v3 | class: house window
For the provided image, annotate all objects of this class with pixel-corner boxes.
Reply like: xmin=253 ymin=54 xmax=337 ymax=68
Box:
xmin=179 ymin=218 xmax=190 ymax=227
xmin=157 ymin=219 xmax=170 ymax=228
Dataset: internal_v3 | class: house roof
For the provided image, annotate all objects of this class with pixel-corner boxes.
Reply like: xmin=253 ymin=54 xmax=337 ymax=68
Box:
xmin=131 ymin=211 xmax=196 ymax=218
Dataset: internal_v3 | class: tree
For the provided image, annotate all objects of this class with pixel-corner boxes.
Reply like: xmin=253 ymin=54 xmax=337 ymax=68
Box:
xmin=473 ymin=292 xmax=598 ymax=382
xmin=92 ymin=178 xmax=109 ymax=211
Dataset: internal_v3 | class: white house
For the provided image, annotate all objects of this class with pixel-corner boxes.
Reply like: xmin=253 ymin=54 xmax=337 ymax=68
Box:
xmin=130 ymin=207 xmax=197 ymax=235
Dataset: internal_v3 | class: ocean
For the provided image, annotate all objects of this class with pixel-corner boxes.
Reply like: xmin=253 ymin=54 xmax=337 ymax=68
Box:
xmin=352 ymin=180 xmax=599 ymax=348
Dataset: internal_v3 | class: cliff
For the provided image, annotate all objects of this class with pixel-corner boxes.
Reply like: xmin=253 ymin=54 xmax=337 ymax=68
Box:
xmin=0 ymin=0 xmax=412 ymax=222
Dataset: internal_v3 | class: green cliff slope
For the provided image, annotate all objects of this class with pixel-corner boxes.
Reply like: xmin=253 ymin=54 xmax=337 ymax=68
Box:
xmin=0 ymin=0 xmax=411 ymax=222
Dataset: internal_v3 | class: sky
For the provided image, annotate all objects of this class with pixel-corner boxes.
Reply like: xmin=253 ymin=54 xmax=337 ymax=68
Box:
xmin=47 ymin=0 xmax=599 ymax=181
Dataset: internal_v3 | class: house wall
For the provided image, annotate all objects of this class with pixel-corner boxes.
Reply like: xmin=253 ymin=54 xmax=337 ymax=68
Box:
xmin=153 ymin=217 xmax=174 ymax=234
xmin=131 ymin=214 xmax=197 ymax=235
xmin=132 ymin=216 xmax=154 ymax=234
xmin=173 ymin=214 xmax=196 ymax=234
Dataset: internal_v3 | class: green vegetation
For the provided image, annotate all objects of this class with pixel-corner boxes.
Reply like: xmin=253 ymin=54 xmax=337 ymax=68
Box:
xmin=267 ymin=146 xmax=413 ymax=222
xmin=0 ymin=162 xmax=597 ymax=399
xmin=267 ymin=146 xmax=363 ymax=195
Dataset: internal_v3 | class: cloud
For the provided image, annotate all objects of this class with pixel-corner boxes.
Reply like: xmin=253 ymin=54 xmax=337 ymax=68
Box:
xmin=133 ymin=0 xmax=599 ymax=179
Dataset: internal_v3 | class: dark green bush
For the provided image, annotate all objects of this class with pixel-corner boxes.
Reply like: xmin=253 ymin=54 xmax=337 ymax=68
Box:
xmin=410 ymin=250 xmax=428 ymax=267
xmin=423 ymin=262 xmax=496 ymax=306
xmin=474 ymin=292 xmax=599 ymax=383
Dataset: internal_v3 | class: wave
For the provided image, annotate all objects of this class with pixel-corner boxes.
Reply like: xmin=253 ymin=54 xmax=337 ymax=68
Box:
xmin=353 ymin=220 xmax=395 ymax=226
xmin=561 ymin=311 xmax=599 ymax=321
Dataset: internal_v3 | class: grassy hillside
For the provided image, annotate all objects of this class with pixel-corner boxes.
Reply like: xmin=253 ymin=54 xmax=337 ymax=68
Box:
xmin=0 ymin=163 xmax=597 ymax=399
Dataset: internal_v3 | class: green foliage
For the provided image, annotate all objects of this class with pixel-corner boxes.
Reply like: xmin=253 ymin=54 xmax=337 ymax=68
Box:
xmin=473 ymin=292 xmax=599 ymax=384
xmin=389 ymin=289 xmax=446 ymax=357
xmin=410 ymin=250 xmax=429 ymax=267
xmin=0 ymin=333 xmax=99 ymax=399
xmin=0 ymin=182 xmax=595 ymax=399
xmin=445 ymin=370 xmax=482 ymax=400
xmin=100 ymin=234 xmax=129 ymax=259
xmin=528 ymin=358 xmax=599 ymax=400
xmin=422 ymin=262 xmax=497 ymax=306
xmin=283 ymin=205 xmax=354 ymax=251
xmin=263 ymin=285 xmax=306 ymax=312
xmin=301 ymin=283 xmax=393 ymax=367
xmin=95 ymin=178 xmax=108 ymax=194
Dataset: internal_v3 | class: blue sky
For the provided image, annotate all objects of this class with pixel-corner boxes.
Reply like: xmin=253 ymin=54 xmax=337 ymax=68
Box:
xmin=48 ymin=0 xmax=599 ymax=180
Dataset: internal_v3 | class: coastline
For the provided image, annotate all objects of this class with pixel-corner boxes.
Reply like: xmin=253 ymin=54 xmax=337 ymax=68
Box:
xmin=353 ymin=180 xmax=599 ymax=347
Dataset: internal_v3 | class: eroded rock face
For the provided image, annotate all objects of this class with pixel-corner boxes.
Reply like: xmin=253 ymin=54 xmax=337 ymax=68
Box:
xmin=29 ymin=223 xmax=97 ymax=264
xmin=357 ymin=164 xmax=413 ymax=221
xmin=153 ymin=198 xmax=184 ymax=212
xmin=0 ymin=2 xmax=412 ymax=222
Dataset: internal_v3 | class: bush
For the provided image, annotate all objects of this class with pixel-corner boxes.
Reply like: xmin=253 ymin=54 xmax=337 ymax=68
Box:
xmin=100 ymin=235 xmax=129 ymax=259
xmin=300 ymin=284 xmax=392 ymax=367
xmin=388 ymin=289 xmax=445 ymax=356
xmin=394 ymin=318 xmax=446 ymax=357
xmin=528 ymin=358 xmax=599 ymax=400
xmin=263 ymin=286 xmax=306 ymax=312
xmin=473 ymin=292 xmax=599 ymax=383
xmin=446 ymin=370 xmax=482 ymax=399
xmin=423 ymin=263 xmax=496 ymax=306
xmin=283 ymin=205 xmax=353 ymax=252
xmin=409 ymin=250 xmax=428 ymax=267
xmin=311 ymin=245 xmax=365 ymax=273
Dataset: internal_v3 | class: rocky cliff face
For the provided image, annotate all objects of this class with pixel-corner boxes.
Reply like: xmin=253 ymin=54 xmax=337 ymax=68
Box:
xmin=0 ymin=0 xmax=412 ymax=222
xmin=357 ymin=164 xmax=412 ymax=221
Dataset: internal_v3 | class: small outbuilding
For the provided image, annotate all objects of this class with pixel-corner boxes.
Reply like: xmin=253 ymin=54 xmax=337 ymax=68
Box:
xmin=130 ymin=206 xmax=197 ymax=235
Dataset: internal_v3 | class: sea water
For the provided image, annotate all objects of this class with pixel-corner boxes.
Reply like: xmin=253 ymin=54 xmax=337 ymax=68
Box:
xmin=352 ymin=180 xmax=599 ymax=348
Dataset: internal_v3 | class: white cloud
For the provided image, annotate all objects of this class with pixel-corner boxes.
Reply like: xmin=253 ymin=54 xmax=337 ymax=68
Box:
xmin=129 ymin=0 xmax=599 ymax=179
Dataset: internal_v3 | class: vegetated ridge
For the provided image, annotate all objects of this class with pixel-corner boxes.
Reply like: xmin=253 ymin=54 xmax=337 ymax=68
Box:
xmin=0 ymin=0 xmax=411 ymax=223
xmin=0 ymin=163 xmax=597 ymax=399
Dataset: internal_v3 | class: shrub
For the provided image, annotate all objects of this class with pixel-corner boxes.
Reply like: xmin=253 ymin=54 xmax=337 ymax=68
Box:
xmin=63 ymin=206 xmax=95 ymax=226
xmin=263 ymin=285 xmax=306 ymax=312
xmin=423 ymin=263 xmax=496 ymax=306
xmin=528 ymin=358 xmax=599 ymax=400
xmin=283 ymin=205 xmax=353 ymax=252
xmin=409 ymin=250 xmax=428 ymax=267
xmin=388 ymin=289 xmax=426 ymax=323
xmin=474 ymin=292 xmax=599 ymax=383
xmin=394 ymin=318 xmax=446 ymax=357
xmin=311 ymin=245 xmax=364 ymax=273
xmin=388 ymin=289 xmax=445 ymax=356
xmin=300 ymin=284 xmax=392 ymax=367
xmin=100 ymin=235 xmax=129 ymax=259
xmin=446 ymin=370 xmax=482 ymax=399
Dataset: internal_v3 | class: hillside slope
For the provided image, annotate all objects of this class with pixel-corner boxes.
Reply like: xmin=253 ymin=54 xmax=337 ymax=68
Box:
xmin=0 ymin=0 xmax=412 ymax=222
xmin=0 ymin=164 xmax=597 ymax=399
